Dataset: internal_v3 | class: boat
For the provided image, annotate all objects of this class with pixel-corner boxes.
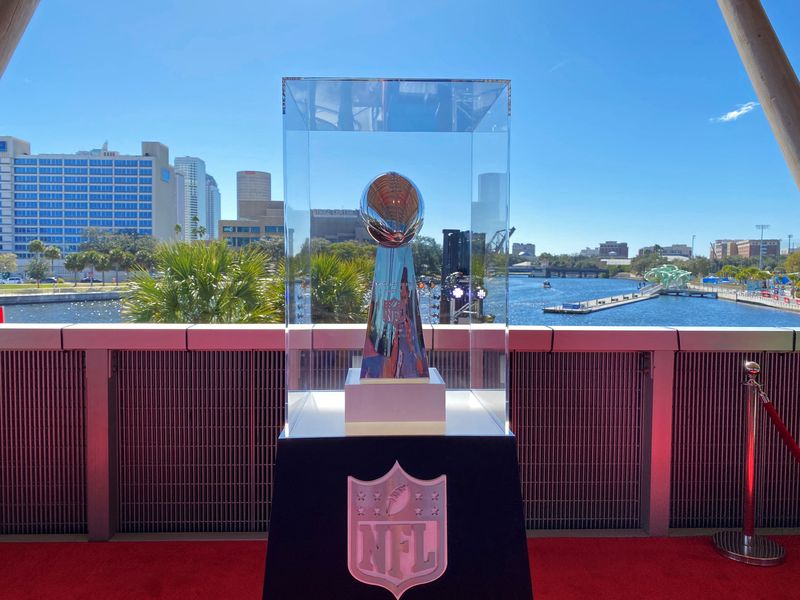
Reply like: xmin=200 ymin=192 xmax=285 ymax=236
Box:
xmin=543 ymin=280 xmax=551 ymax=289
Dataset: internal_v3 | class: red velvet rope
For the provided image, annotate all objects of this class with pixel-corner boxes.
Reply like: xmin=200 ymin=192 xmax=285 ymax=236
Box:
xmin=761 ymin=401 xmax=800 ymax=465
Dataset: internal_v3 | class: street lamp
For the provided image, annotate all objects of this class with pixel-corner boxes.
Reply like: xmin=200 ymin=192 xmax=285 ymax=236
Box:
xmin=756 ymin=224 xmax=770 ymax=269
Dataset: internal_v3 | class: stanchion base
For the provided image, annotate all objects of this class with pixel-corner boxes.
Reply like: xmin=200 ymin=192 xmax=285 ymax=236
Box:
xmin=712 ymin=531 xmax=785 ymax=566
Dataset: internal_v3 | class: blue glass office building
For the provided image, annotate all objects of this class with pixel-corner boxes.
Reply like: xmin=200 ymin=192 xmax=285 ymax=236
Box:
xmin=0 ymin=138 xmax=177 ymax=260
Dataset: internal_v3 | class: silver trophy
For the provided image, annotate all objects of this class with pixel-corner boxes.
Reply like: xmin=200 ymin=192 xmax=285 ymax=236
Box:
xmin=359 ymin=172 xmax=430 ymax=380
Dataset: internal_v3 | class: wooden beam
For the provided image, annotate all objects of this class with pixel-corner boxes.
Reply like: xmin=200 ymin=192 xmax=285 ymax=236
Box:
xmin=0 ymin=0 xmax=39 ymax=78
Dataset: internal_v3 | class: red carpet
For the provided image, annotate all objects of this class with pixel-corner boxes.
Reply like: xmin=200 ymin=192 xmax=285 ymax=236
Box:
xmin=0 ymin=536 xmax=798 ymax=599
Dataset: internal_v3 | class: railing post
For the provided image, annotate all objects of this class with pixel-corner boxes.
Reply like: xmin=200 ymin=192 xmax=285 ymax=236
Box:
xmin=642 ymin=349 xmax=675 ymax=536
xmin=712 ymin=361 xmax=785 ymax=565
xmin=85 ymin=349 xmax=116 ymax=541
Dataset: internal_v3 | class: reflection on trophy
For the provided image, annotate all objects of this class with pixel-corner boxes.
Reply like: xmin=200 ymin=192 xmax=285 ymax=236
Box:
xmin=359 ymin=172 xmax=430 ymax=380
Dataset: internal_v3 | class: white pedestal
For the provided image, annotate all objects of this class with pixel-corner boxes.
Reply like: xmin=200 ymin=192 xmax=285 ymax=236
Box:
xmin=344 ymin=367 xmax=446 ymax=434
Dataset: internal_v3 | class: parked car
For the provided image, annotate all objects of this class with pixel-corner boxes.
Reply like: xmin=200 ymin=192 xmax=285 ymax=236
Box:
xmin=1 ymin=277 xmax=23 ymax=284
xmin=80 ymin=276 xmax=102 ymax=283
xmin=41 ymin=277 xmax=58 ymax=284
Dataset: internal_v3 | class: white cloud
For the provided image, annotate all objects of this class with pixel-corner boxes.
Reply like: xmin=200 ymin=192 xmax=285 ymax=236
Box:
xmin=711 ymin=101 xmax=759 ymax=123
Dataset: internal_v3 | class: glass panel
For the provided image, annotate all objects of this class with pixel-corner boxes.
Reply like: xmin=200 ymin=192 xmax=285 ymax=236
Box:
xmin=283 ymin=78 xmax=510 ymax=436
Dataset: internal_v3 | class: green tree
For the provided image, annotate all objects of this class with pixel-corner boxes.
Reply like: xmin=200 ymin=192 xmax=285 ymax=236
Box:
xmin=95 ymin=253 xmax=112 ymax=285
xmin=785 ymin=251 xmax=800 ymax=275
xmin=27 ymin=239 xmax=45 ymax=258
xmin=63 ymin=253 xmax=86 ymax=286
xmin=134 ymin=247 xmax=157 ymax=273
xmin=310 ymin=253 xmax=370 ymax=323
xmin=83 ymin=250 xmax=101 ymax=287
xmin=25 ymin=257 xmax=48 ymax=288
xmin=43 ymin=245 xmax=62 ymax=276
xmin=630 ymin=254 xmax=664 ymax=276
xmin=717 ymin=265 xmax=740 ymax=280
xmin=190 ymin=215 xmax=200 ymax=239
xmin=121 ymin=251 xmax=136 ymax=279
xmin=174 ymin=224 xmax=182 ymax=239
xmin=255 ymin=237 xmax=286 ymax=268
xmin=412 ymin=236 xmax=442 ymax=278
xmin=123 ymin=241 xmax=282 ymax=323
xmin=108 ymin=247 xmax=126 ymax=284
xmin=0 ymin=252 xmax=17 ymax=275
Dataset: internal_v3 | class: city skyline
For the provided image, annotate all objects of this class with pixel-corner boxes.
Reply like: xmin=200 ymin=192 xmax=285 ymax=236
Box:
xmin=0 ymin=1 xmax=798 ymax=254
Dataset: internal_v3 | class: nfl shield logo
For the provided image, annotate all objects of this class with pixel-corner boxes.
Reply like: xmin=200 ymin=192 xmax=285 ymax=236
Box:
xmin=348 ymin=461 xmax=447 ymax=599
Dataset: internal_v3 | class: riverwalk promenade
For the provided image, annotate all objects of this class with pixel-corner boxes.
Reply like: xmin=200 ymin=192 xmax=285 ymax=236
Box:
xmin=0 ymin=288 xmax=127 ymax=305
xmin=689 ymin=283 xmax=800 ymax=313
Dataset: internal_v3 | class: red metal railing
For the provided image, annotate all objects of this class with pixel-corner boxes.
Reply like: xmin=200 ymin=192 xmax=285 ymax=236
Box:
xmin=1 ymin=325 xmax=799 ymax=538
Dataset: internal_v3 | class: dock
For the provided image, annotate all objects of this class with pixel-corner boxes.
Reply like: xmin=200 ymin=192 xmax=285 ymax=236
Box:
xmin=543 ymin=285 xmax=662 ymax=314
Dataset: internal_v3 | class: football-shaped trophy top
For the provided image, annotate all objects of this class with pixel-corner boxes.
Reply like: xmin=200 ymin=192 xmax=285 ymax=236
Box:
xmin=360 ymin=172 xmax=424 ymax=247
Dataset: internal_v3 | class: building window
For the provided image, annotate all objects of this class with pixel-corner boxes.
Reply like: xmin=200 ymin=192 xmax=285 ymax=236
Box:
xmin=0 ymin=141 xmax=6 ymax=152
xmin=161 ymin=168 xmax=170 ymax=182
xmin=39 ymin=158 xmax=63 ymax=165
xmin=14 ymin=175 xmax=36 ymax=182
xmin=14 ymin=158 xmax=37 ymax=165
xmin=64 ymin=159 xmax=88 ymax=166
xmin=139 ymin=160 xmax=153 ymax=167
xmin=65 ymin=167 xmax=88 ymax=175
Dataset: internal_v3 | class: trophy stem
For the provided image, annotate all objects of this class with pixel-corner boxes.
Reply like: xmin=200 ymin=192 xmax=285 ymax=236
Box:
xmin=360 ymin=245 xmax=429 ymax=380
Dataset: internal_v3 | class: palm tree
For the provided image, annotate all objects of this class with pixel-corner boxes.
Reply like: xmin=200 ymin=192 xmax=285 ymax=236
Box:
xmin=310 ymin=253 xmax=370 ymax=323
xmin=190 ymin=215 xmax=200 ymax=240
xmin=196 ymin=225 xmax=207 ymax=240
xmin=95 ymin=253 xmax=112 ymax=286
xmin=174 ymin=224 xmax=182 ymax=240
xmin=64 ymin=253 xmax=86 ymax=286
xmin=108 ymin=247 xmax=126 ymax=284
xmin=43 ymin=245 xmax=62 ymax=277
xmin=123 ymin=241 xmax=283 ymax=323
xmin=27 ymin=239 xmax=45 ymax=258
xmin=83 ymin=250 xmax=101 ymax=288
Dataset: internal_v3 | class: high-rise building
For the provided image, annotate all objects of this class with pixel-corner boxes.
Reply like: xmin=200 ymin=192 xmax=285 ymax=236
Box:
xmin=0 ymin=136 xmax=176 ymax=259
xmin=220 ymin=171 xmax=284 ymax=248
xmin=205 ymin=174 xmax=221 ymax=240
xmin=174 ymin=156 xmax=207 ymax=241
xmin=237 ymin=170 xmax=271 ymax=209
xmin=174 ymin=170 xmax=185 ymax=239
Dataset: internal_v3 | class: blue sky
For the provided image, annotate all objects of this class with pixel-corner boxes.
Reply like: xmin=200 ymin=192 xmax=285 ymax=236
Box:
xmin=1 ymin=0 xmax=798 ymax=255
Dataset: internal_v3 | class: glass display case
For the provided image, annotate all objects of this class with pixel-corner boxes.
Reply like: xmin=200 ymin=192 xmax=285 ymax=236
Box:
xmin=283 ymin=77 xmax=510 ymax=436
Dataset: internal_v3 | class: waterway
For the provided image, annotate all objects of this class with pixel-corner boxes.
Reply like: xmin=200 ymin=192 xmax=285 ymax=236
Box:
xmin=4 ymin=277 xmax=800 ymax=327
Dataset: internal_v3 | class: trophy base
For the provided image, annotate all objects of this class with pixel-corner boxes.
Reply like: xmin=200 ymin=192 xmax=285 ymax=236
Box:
xmin=344 ymin=367 xmax=446 ymax=429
